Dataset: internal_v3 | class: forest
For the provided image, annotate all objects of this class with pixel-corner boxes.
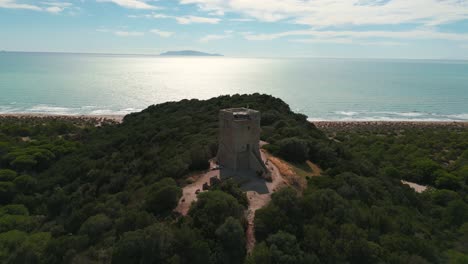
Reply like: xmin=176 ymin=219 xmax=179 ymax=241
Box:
xmin=0 ymin=94 xmax=467 ymax=263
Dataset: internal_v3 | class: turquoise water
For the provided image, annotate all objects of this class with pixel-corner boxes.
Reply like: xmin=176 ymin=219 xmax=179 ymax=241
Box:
xmin=1 ymin=52 xmax=467 ymax=121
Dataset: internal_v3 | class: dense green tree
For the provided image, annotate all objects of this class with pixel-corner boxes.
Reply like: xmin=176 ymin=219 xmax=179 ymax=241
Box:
xmin=115 ymin=210 xmax=153 ymax=237
xmin=0 ymin=230 xmax=27 ymax=262
xmin=173 ymin=225 xmax=212 ymax=264
xmin=79 ymin=214 xmax=112 ymax=242
xmin=0 ymin=204 xmax=29 ymax=216
xmin=189 ymin=191 xmax=245 ymax=237
xmin=215 ymin=217 xmax=246 ymax=264
xmin=434 ymin=170 xmax=461 ymax=190
xmin=0 ymin=170 xmax=17 ymax=182
xmin=277 ymin=138 xmax=309 ymax=163
xmin=10 ymin=155 xmax=37 ymax=172
xmin=457 ymin=166 xmax=468 ymax=184
xmin=412 ymin=158 xmax=441 ymax=184
xmin=112 ymin=223 xmax=175 ymax=264
xmin=145 ymin=178 xmax=182 ymax=216
xmin=0 ymin=182 xmax=15 ymax=204
xmin=445 ymin=200 xmax=468 ymax=227
xmin=189 ymin=145 xmax=211 ymax=171
xmin=266 ymin=231 xmax=304 ymax=264
xmin=8 ymin=232 xmax=51 ymax=264
xmin=246 ymin=242 xmax=271 ymax=264
xmin=13 ymin=175 xmax=37 ymax=194
xmin=213 ymin=179 xmax=249 ymax=207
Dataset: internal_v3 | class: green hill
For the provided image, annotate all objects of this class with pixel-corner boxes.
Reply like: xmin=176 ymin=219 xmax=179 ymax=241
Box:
xmin=0 ymin=94 xmax=467 ymax=263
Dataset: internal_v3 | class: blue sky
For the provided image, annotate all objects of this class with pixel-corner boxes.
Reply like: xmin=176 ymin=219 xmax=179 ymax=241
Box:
xmin=1 ymin=0 xmax=468 ymax=59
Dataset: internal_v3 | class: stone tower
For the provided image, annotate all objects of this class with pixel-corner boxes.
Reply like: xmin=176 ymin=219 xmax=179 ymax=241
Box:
xmin=217 ymin=108 xmax=268 ymax=175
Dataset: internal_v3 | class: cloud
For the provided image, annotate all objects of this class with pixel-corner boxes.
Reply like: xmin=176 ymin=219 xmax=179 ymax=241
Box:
xmin=175 ymin=15 xmax=220 ymax=24
xmin=42 ymin=2 xmax=73 ymax=13
xmin=96 ymin=0 xmax=160 ymax=10
xmin=243 ymin=29 xmax=468 ymax=42
xmin=0 ymin=0 xmax=72 ymax=13
xmin=180 ymin=0 xmax=468 ymax=26
xmin=229 ymin=18 xmax=254 ymax=22
xmin=150 ymin=29 xmax=174 ymax=38
xmin=96 ymin=28 xmax=110 ymax=33
xmin=291 ymin=38 xmax=406 ymax=46
xmin=114 ymin=31 xmax=145 ymax=37
xmin=130 ymin=13 xmax=221 ymax=24
xmin=200 ymin=32 xmax=232 ymax=42
xmin=0 ymin=0 xmax=41 ymax=10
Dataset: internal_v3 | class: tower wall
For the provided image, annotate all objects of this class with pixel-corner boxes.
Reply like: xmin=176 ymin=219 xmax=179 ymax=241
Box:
xmin=217 ymin=108 xmax=267 ymax=174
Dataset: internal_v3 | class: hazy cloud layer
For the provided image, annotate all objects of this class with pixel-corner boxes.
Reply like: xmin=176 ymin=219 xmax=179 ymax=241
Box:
xmin=96 ymin=0 xmax=160 ymax=10
xmin=0 ymin=0 xmax=73 ymax=13
xmin=180 ymin=0 xmax=468 ymax=26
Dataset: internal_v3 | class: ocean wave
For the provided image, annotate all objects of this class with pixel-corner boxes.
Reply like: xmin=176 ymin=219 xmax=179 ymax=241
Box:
xmin=89 ymin=108 xmax=142 ymax=115
xmin=28 ymin=105 xmax=79 ymax=115
xmin=383 ymin=112 xmax=425 ymax=117
xmin=308 ymin=117 xmax=466 ymax=122
xmin=335 ymin=111 xmax=359 ymax=116
xmin=309 ymin=111 xmax=468 ymax=122
xmin=0 ymin=106 xmax=21 ymax=114
xmin=447 ymin=114 xmax=468 ymax=120
xmin=335 ymin=111 xmax=427 ymax=118
xmin=0 ymin=104 xmax=141 ymax=116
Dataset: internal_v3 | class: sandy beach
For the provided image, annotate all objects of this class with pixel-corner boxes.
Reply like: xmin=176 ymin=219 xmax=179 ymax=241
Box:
xmin=313 ymin=121 xmax=468 ymax=131
xmin=2 ymin=115 xmax=468 ymax=130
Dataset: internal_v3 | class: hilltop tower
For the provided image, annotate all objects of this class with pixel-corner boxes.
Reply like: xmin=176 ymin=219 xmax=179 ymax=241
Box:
xmin=217 ymin=108 xmax=268 ymax=175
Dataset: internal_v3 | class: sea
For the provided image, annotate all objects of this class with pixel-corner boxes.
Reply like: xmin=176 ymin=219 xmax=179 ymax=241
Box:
xmin=1 ymin=52 xmax=467 ymax=121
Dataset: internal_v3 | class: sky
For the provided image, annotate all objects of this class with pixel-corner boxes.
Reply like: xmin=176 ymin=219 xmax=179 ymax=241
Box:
xmin=1 ymin=0 xmax=468 ymax=59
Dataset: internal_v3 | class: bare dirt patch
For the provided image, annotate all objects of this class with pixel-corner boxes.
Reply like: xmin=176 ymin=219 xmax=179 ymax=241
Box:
xmin=401 ymin=180 xmax=428 ymax=193
xmin=266 ymin=155 xmax=322 ymax=192
xmin=174 ymin=168 xmax=219 ymax=216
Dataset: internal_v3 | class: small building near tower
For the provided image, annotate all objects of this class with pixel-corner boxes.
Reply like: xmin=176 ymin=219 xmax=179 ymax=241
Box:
xmin=217 ymin=108 xmax=269 ymax=176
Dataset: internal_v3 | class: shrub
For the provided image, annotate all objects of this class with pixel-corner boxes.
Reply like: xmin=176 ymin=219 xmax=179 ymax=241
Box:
xmin=79 ymin=214 xmax=112 ymax=241
xmin=0 ymin=170 xmax=17 ymax=182
xmin=278 ymin=138 xmax=309 ymax=163
xmin=145 ymin=178 xmax=182 ymax=216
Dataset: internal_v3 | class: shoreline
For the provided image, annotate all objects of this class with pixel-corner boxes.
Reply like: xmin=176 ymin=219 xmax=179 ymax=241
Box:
xmin=0 ymin=113 xmax=124 ymax=123
xmin=1 ymin=114 xmax=468 ymax=129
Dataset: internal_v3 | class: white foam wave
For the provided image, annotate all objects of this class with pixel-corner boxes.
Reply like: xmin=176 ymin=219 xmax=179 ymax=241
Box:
xmin=27 ymin=105 xmax=78 ymax=115
xmin=89 ymin=108 xmax=141 ymax=115
xmin=0 ymin=106 xmax=20 ymax=114
xmin=309 ymin=117 xmax=465 ymax=122
xmin=393 ymin=112 xmax=425 ymax=117
xmin=309 ymin=111 xmax=468 ymax=122
xmin=335 ymin=111 xmax=359 ymax=116
xmin=447 ymin=114 xmax=468 ymax=120
xmin=0 ymin=104 xmax=141 ymax=116
xmin=373 ymin=111 xmax=427 ymax=117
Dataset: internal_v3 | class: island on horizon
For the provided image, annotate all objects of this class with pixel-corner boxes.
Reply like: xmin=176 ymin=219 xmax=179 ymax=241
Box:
xmin=159 ymin=50 xmax=223 ymax=57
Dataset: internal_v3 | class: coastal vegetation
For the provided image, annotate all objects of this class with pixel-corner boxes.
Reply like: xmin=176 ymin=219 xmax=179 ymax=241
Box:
xmin=0 ymin=94 xmax=467 ymax=263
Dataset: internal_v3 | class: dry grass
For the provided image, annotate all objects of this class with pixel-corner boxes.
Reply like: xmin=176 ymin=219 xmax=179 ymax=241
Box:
xmin=267 ymin=156 xmax=322 ymax=192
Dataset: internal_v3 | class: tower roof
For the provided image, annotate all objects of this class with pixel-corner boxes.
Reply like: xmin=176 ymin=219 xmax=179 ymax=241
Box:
xmin=220 ymin=108 xmax=259 ymax=120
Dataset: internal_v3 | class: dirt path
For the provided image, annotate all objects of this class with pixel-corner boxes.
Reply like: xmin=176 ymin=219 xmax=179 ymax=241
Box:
xmin=245 ymin=150 xmax=286 ymax=252
xmin=174 ymin=144 xmax=287 ymax=253
xmin=174 ymin=167 xmax=219 ymax=216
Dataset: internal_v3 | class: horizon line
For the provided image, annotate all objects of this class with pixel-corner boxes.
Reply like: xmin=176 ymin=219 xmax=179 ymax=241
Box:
xmin=2 ymin=50 xmax=468 ymax=61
